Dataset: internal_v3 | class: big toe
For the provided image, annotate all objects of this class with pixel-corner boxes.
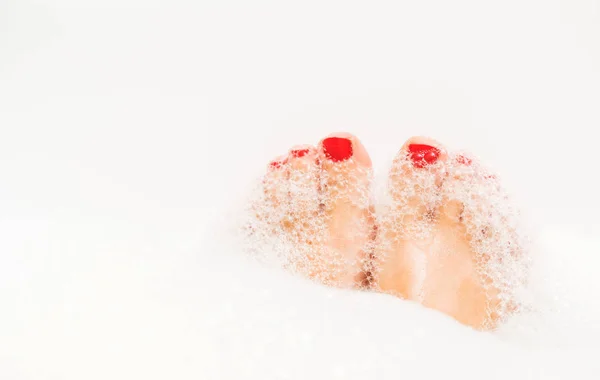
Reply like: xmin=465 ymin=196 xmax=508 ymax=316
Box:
xmin=373 ymin=136 xmax=448 ymax=296
xmin=318 ymin=133 xmax=373 ymax=209
xmin=387 ymin=136 xmax=448 ymax=234
xmin=313 ymin=133 xmax=375 ymax=286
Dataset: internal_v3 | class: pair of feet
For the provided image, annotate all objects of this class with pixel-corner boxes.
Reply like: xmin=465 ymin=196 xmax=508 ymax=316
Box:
xmin=247 ymin=132 xmax=528 ymax=330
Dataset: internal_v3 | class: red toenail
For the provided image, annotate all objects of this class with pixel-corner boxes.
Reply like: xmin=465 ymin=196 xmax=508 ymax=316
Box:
xmin=269 ymin=160 xmax=283 ymax=169
xmin=322 ymin=137 xmax=353 ymax=162
xmin=408 ymin=144 xmax=440 ymax=168
xmin=291 ymin=148 xmax=310 ymax=158
xmin=456 ymin=155 xmax=472 ymax=165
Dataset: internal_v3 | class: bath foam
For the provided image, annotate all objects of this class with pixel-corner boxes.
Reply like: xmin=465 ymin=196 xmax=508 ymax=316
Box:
xmin=242 ymin=145 xmax=531 ymax=329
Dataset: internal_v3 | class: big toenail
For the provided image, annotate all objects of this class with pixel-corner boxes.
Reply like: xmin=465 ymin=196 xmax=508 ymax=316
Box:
xmin=322 ymin=137 xmax=353 ymax=162
xmin=408 ymin=144 xmax=440 ymax=168
xmin=291 ymin=148 xmax=310 ymax=158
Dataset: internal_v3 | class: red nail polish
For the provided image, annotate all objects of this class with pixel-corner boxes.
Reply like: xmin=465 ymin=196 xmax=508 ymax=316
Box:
xmin=291 ymin=148 xmax=310 ymax=158
xmin=269 ymin=160 xmax=282 ymax=169
xmin=456 ymin=155 xmax=472 ymax=165
xmin=408 ymin=144 xmax=440 ymax=168
xmin=322 ymin=137 xmax=353 ymax=162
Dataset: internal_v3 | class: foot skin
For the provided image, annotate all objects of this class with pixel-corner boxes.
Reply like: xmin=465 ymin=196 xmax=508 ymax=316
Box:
xmin=373 ymin=136 xmax=528 ymax=330
xmin=247 ymin=132 xmax=376 ymax=288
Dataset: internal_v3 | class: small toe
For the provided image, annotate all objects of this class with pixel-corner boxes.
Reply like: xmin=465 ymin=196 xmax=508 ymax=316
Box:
xmin=286 ymin=144 xmax=320 ymax=221
xmin=263 ymin=154 xmax=289 ymax=207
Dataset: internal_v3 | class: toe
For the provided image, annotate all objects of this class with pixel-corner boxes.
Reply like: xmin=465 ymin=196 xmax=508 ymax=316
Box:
xmin=288 ymin=144 xmax=318 ymax=171
xmin=374 ymin=136 xmax=449 ymax=297
xmin=318 ymin=133 xmax=373 ymax=214
xmin=314 ymin=132 xmax=375 ymax=285
xmin=263 ymin=154 xmax=289 ymax=208
xmin=393 ymin=136 xmax=448 ymax=174
xmin=286 ymin=145 xmax=320 ymax=221
xmin=388 ymin=136 xmax=448 ymax=228
xmin=440 ymin=151 xmax=502 ymax=237
xmin=320 ymin=132 xmax=372 ymax=168
xmin=436 ymin=152 xmax=527 ymax=328
xmin=400 ymin=136 xmax=447 ymax=170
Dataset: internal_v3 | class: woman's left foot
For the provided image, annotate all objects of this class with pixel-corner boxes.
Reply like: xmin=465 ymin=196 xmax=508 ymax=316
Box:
xmin=373 ymin=136 xmax=529 ymax=330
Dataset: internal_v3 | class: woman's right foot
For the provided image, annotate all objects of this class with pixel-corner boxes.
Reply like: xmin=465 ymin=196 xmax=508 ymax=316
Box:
xmin=373 ymin=136 xmax=529 ymax=330
xmin=246 ymin=132 xmax=376 ymax=288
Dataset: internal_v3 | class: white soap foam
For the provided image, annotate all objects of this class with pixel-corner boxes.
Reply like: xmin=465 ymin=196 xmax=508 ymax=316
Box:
xmin=1 ymin=0 xmax=599 ymax=379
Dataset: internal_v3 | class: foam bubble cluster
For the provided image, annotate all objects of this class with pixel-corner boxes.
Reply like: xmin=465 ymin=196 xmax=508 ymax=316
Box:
xmin=240 ymin=148 xmax=530 ymax=329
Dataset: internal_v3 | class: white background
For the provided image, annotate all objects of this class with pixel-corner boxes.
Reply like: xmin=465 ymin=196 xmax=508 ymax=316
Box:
xmin=1 ymin=0 xmax=599 ymax=379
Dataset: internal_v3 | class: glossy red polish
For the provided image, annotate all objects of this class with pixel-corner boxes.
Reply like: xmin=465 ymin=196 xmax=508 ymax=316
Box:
xmin=456 ymin=155 xmax=472 ymax=165
xmin=322 ymin=137 xmax=353 ymax=162
xmin=269 ymin=160 xmax=283 ymax=169
xmin=291 ymin=148 xmax=310 ymax=158
xmin=408 ymin=144 xmax=440 ymax=168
